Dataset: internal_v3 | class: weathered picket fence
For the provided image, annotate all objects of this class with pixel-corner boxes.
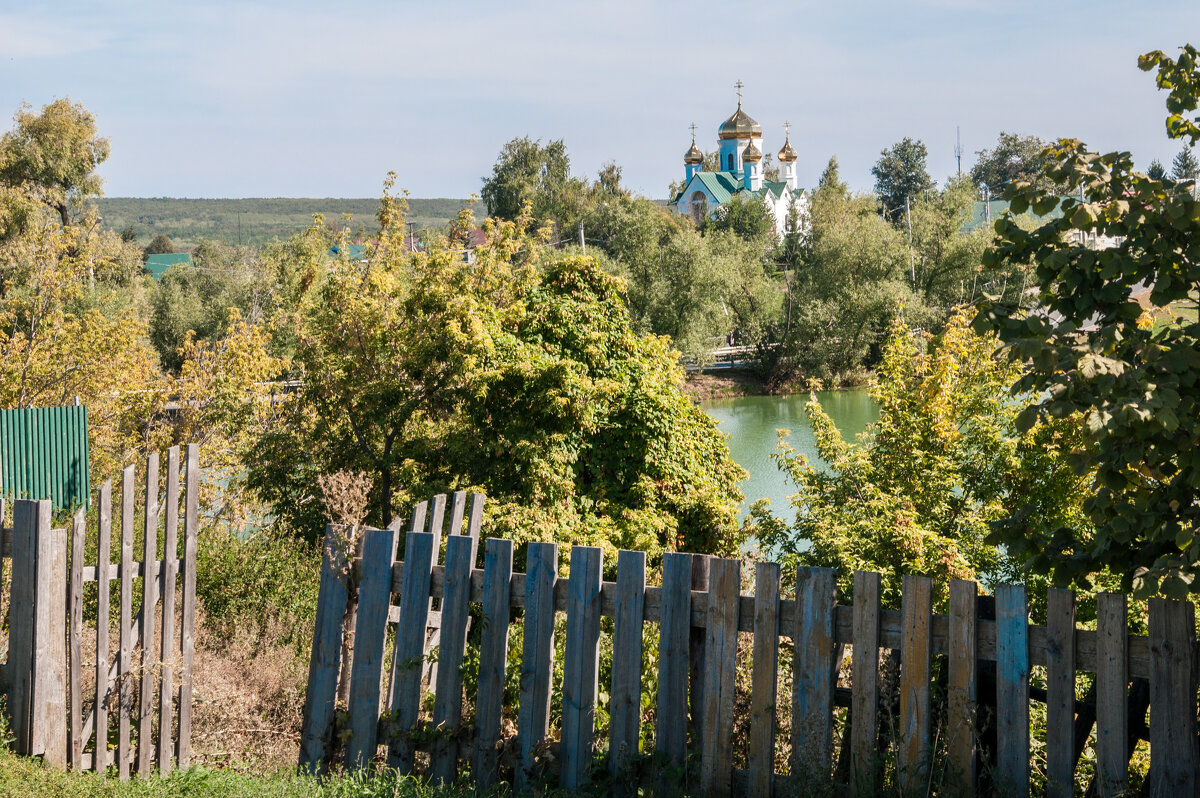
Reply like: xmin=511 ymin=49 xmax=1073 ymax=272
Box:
xmin=300 ymin=495 xmax=1199 ymax=797
xmin=0 ymin=445 xmax=198 ymax=778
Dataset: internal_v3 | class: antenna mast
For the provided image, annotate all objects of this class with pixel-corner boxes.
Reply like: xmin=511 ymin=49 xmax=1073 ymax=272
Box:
xmin=955 ymin=126 xmax=964 ymax=176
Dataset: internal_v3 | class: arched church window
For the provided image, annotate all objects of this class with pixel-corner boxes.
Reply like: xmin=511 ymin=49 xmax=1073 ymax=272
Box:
xmin=690 ymin=191 xmax=707 ymax=225
xmin=727 ymin=153 xmax=734 ymax=171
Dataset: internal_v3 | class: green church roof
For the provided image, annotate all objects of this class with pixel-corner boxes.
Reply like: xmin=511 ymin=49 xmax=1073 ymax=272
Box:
xmin=144 ymin=253 xmax=193 ymax=280
xmin=672 ymin=172 xmax=806 ymax=206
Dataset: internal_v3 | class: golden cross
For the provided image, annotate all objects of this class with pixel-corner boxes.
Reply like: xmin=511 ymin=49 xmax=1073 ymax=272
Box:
xmin=784 ymin=120 xmax=791 ymax=138
xmin=735 ymin=80 xmax=744 ymax=104
xmin=689 ymin=122 xmax=697 ymax=141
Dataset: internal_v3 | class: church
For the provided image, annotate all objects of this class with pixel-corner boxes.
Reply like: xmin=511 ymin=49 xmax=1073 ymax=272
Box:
xmin=669 ymin=85 xmax=809 ymax=240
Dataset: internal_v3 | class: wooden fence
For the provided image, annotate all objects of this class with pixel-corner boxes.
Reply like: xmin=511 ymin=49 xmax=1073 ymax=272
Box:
xmin=300 ymin=497 xmax=1200 ymax=797
xmin=0 ymin=445 xmax=198 ymax=778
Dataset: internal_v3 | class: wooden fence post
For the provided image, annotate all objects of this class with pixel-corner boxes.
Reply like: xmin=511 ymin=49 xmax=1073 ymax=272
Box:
xmin=688 ymin=553 xmax=710 ymax=754
xmin=473 ymin=537 xmax=513 ymax=790
xmin=157 ymin=447 xmax=180 ymax=776
xmin=137 ymin=451 xmax=159 ymax=775
xmin=176 ymin=443 xmax=199 ymax=768
xmin=68 ymin=509 xmax=84 ymax=769
xmin=700 ymin=557 xmax=740 ymax=798
xmin=792 ymin=566 xmax=836 ymax=779
xmin=747 ymin=561 xmax=780 ymax=798
xmin=609 ymin=549 xmax=646 ymax=791
xmin=1148 ymin=597 xmax=1197 ymax=796
xmin=345 ymin=526 xmax=397 ymax=769
xmin=1095 ymin=592 xmax=1128 ymax=797
xmin=655 ymin=552 xmax=692 ymax=775
xmin=388 ymin=531 xmax=436 ymax=772
xmin=561 ymin=545 xmax=603 ymax=790
xmin=1044 ymin=588 xmax=1076 ymax=798
xmin=8 ymin=499 xmax=67 ymax=766
xmin=898 ymin=574 xmax=933 ymax=794
xmin=299 ymin=525 xmax=350 ymax=773
xmin=995 ymin=584 xmax=1030 ymax=798
xmin=430 ymin=534 xmax=476 ymax=784
xmin=850 ymin=570 xmax=881 ymax=795
xmin=516 ymin=541 xmax=558 ymax=792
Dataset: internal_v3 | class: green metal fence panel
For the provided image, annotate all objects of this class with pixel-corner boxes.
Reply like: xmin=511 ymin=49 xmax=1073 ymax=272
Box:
xmin=0 ymin=406 xmax=90 ymax=509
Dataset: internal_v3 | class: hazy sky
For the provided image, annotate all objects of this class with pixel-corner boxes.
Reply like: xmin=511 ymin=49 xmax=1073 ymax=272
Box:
xmin=2 ymin=1 xmax=1197 ymax=199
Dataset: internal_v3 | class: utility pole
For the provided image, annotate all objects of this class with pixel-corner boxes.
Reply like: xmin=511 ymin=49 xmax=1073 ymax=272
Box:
xmin=905 ymin=195 xmax=915 ymax=287
xmin=578 ymin=218 xmax=585 ymax=253
xmin=955 ymin=126 xmax=963 ymax=177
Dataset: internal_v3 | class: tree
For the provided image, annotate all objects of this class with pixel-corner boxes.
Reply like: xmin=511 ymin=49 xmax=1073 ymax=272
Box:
xmin=969 ymin=131 xmax=1058 ymax=194
xmin=705 ymin=192 xmax=775 ymax=243
xmin=144 ymin=233 xmax=175 ymax=256
xmin=768 ymin=177 xmax=913 ymax=383
xmin=1147 ymin=158 xmax=1168 ymax=180
xmin=149 ymin=239 xmax=269 ymax=372
xmin=1171 ymin=144 xmax=1199 ymax=181
xmin=817 ymin=156 xmax=848 ymax=197
xmin=976 ymin=44 xmax=1200 ymax=597
xmin=907 ymin=175 xmax=993 ymax=309
xmin=249 ymin=188 xmax=747 ymax=557
xmin=0 ymin=208 xmax=164 ymax=477
xmin=595 ymin=161 xmax=628 ymax=199
xmin=479 ymin=137 xmax=589 ymax=236
xmin=871 ymin=137 xmax=934 ymax=220
xmin=0 ymin=99 xmax=110 ymax=227
xmin=753 ymin=311 xmax=1094 ymax=607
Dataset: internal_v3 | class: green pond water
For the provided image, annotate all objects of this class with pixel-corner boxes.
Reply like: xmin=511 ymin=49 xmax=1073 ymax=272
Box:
xmin=700 ymin=389 xmax=878 ymax=527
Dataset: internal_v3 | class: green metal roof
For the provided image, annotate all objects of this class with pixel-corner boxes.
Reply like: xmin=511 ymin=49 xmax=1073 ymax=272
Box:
xmin=0 ymin=406 xmax=90 ymax=510
xmin=329 ymin=244 xmax=368 ymax=260
xmin=144 ymin=253 xmax=193 ymax=280
xmin=675 ymin=173 xmax=804 ymax=205
xmin=692 ymin=171 xmax=743 ymax=204
xmin=963 ymin=199 xmax=1064 ymax=232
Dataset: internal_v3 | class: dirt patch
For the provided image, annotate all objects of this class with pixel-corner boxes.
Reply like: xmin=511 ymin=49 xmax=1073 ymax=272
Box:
xmin=682 ymin=368 xmax=768 ymax=400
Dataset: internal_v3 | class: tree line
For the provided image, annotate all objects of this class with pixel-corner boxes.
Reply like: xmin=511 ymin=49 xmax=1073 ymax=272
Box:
xmin=1 ymin=41 xmax=1197 ymax=606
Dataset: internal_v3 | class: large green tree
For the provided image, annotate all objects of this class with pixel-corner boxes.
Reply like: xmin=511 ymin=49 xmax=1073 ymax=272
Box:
xmin=480 ymin=137 xmax=590 ymax=237
xmin=584 ymin=196 xmax=779 ymax=363
xmin=970 ymin=131 xmax=1058 ymax=194
xmin=754 ymin=312 xmax=1093 ymax=607
xmin=977 ymin=44 xmax=1200 ymax=596
xmin=1171 ymin=144 xmax=1199 ymax=181
xmin=249 ymin=190 xmax=746 ymax=557
xmin=0 ymin=99 xmax=110 ymax=227
xmin=871 ymin=137 xmax=934 ymax=220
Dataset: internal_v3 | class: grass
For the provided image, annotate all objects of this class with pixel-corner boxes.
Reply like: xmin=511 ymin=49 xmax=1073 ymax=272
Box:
xmin=0 ymin=749 xmax=511 ymax=798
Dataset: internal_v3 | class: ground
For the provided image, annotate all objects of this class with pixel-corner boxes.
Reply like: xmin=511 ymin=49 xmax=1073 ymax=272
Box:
xmin=681 ymin=367 xmax=768 ymax=400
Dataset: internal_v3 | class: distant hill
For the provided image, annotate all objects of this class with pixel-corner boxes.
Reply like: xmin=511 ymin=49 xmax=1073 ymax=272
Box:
xmin=95 ymin=197 xmax=483 ymax=249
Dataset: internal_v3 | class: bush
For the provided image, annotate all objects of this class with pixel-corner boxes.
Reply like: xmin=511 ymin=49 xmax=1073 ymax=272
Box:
xmin=195 ymin=524 xmax=321 ymax=649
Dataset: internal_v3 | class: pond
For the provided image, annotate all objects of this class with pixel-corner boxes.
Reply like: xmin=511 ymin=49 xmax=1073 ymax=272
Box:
xmin=700 ymin=389 xmax=878 ymax=528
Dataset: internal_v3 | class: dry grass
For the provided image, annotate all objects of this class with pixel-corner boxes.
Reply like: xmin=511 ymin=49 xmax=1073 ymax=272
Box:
xmin=187 ymin=610 xmax=308 ymax=770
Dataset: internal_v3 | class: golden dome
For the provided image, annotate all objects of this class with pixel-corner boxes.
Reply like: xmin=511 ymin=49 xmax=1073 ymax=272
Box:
xmin=718 ymin=103 xmax=762 ymax=140
xmin=778 ymin=137 xmax=798 ymax=163
xmin=684 ymin=141 xmax=704 ymax=164
xmin=742 ymin=141 xmax=762 ymax=162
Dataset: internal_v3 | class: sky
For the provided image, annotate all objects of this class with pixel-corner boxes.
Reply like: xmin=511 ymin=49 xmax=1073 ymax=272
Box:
xmin=2 ymin=1 xmax=1198 ymax=200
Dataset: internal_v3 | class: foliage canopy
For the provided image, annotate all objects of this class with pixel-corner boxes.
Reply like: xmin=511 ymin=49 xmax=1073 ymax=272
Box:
xmin=977 ymin=44 xmax=1200 ymax=596
xmin=249 ymin=188 xmax=747 ymax=558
